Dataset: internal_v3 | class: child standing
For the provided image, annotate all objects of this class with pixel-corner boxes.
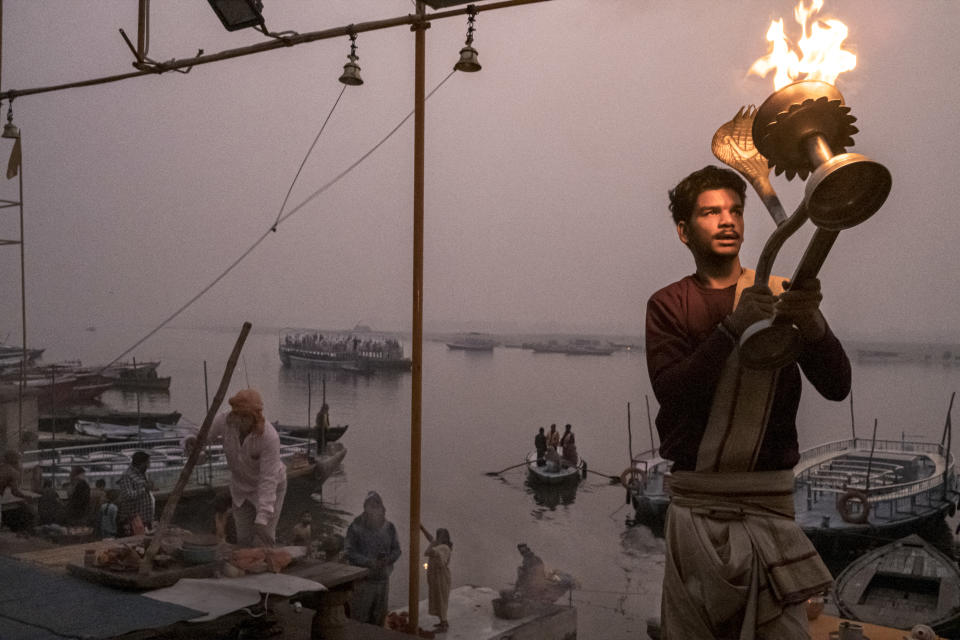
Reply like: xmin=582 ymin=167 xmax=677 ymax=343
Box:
xmin=99 ymin=489 xmax=119 ymax=539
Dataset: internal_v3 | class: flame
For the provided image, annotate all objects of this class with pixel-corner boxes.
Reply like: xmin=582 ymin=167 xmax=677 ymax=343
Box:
xmin=750 ymin=0 xmax=857 ymax=90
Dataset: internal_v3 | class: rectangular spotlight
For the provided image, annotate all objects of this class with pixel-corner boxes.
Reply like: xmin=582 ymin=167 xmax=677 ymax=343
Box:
xmin=208 ymin=0 xmax=265 ymax=31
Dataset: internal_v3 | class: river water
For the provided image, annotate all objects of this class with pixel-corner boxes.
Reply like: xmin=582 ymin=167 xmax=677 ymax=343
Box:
xmin=43 ymin=325 xmax=960 ymax=638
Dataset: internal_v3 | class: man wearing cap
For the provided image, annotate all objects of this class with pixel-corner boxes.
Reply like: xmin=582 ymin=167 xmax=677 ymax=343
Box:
xmin=345 ymin=491 xmax=401 ymax=626
xmin=202 ymin=388 xmax=286 ymax=547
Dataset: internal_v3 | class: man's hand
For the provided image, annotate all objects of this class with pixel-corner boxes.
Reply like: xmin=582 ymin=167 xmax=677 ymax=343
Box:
xmin=724 ymin=284 xmax=776 ymax=336
xmin=253 ymin=522 xmax=275 ymax=547
xmin=777 ymin=278 xmax=827 ymax=342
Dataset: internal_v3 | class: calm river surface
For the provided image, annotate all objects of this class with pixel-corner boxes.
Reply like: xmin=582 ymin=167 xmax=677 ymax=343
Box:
xmin=43 ymin=325 xmax=960 ymax=639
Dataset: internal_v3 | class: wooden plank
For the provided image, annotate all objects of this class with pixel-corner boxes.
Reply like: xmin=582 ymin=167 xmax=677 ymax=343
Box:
xmin=67 ymin=559 xmax=217 ymax=590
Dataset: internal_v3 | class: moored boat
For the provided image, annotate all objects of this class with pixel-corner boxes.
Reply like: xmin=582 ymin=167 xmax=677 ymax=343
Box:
xmin=793 ymin=435 xmax=958 ymax=557
xmin=21 ymin=432 xmax=321 ymax=500
xmin=274 ymin=423 xmax=349 ymax=443
xmin=833 ymin=534 xmax=960 ymax=637
xmin=624 ymin=450 xmax=672 ymax=528
xmin=526 ymin=450 xmax=583 ymax=485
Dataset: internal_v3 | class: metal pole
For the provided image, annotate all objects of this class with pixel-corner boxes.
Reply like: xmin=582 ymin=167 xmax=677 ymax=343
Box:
xmin=17 ymin=137 xmax=26 ymax=446
xmin=0 ymin=0 xmax=555 ymax=103
xmin=407 ymin=1 xmax=426 ymax=631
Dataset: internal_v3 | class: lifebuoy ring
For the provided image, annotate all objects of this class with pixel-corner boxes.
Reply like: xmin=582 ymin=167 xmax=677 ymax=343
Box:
xmin=620 ymin=467 xmax=647 ymax=490
xmin=837 ymin=489 xmax=870 ymax=524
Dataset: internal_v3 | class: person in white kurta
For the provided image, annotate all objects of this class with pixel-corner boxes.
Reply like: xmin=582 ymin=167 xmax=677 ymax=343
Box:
xmin=205 ymin=388 xmax=287 ymax=547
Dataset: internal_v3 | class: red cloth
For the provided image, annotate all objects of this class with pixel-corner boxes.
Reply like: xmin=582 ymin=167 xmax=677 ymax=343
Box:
xmin=645 ymin=274 xmax=851 ymax=472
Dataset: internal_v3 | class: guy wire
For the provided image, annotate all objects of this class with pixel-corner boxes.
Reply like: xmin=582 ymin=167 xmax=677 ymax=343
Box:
xmin=101 ymin=69 xmax=457 ymax=371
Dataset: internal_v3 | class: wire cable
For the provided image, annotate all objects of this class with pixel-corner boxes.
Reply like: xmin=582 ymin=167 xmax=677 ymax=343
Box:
xmin=273 ymin=85 xmax=346 ymax=229
xmin=101 ymin=69 xmax=457 ymax=371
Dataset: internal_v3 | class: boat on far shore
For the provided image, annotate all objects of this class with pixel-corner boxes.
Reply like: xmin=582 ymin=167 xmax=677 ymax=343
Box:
xmin=529 ymin=339 xmax=616 ymax=356
xmin=446 ymin=333 xmax=498 ymax=351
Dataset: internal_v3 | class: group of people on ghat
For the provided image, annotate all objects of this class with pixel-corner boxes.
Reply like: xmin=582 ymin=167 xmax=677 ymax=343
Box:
xmin=533 ymin=423 xmax=578 ymax=471
xmin=0 ymin=452 xmax=124 ymax=538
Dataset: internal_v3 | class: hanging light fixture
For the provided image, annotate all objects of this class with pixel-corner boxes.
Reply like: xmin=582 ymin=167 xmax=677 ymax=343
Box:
xmin=2 ymin=102 xmax=20 ymax=140
xmin=454 ymin=6 xmax=481 ymax=72
xmin=338 ymin=32 xmax=363 ymax=86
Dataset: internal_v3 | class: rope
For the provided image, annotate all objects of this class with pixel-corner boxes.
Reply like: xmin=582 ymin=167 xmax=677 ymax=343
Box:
xmin=100 ymin=69 xmax=457 ymax=371
xmin=272 ymin=85 xmax=346 ymax=229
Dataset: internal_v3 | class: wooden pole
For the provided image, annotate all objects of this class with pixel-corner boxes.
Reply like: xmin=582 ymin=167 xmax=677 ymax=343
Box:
xmin=306 ymin=371 xmax=312 ymax=458
xmin=140 ymin=321 xmax=251 ymax=574
xmin=407 ymin=1 xmax=426 ymax=631
xmin=626 ymin=402 xmax=633 ymax=465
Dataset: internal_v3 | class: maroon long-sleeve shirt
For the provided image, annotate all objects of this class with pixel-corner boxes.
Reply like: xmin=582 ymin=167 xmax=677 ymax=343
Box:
xmin=645 ymin=274 xmax=851 ymax=472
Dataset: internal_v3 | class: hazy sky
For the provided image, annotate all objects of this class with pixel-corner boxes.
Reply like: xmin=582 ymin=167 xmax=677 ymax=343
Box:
xmin=0 ymin=0 xmax=958 ymax=351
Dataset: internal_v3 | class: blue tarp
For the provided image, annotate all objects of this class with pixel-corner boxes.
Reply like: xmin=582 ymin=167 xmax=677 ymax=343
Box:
xmin=0 ymin=555 xmax=203 ymax=639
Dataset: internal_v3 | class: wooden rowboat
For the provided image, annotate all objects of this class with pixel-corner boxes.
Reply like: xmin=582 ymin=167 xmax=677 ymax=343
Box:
xmin=833 ymin=534 xmax=960 ymax=637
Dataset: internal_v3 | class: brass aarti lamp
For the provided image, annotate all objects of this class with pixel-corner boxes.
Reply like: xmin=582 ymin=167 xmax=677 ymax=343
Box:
xmin=734 ymin=80 xmax=891 ymax=370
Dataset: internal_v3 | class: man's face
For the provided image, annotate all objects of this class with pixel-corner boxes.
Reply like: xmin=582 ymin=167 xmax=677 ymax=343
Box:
xmin=677 ymin=188 xmax=744 ymax=261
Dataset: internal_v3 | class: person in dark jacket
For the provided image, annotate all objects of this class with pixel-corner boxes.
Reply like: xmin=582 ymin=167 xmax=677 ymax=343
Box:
xmin=345 ymin=491 xmax=401 ymax=626
xmin=534 ymin=427 xmax=547 ymax=466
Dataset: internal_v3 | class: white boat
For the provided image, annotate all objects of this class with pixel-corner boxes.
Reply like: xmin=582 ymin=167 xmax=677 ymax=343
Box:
xmin=624 ymin=450 xmax=672 ymax=527
xmin=74 ymin=420 xmax=195 ymax=441
xmin=21 ymin=433 xmax=323 ymax=500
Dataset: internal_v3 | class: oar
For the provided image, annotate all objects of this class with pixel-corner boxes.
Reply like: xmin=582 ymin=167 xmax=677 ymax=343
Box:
xmin=485 ymin=460 xmax=527 ymax=476
xmin=584 ymin=467 xmax=621 ymax=483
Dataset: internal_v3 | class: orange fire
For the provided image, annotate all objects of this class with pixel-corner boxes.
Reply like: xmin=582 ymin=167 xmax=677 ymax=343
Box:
xmin=749 ymin=0 xmax=857 ymax=91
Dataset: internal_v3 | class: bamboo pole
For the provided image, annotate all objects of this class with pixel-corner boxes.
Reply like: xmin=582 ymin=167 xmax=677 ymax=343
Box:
xmin=140 ymin=321 xmax=251 ymax=574
xmin=0 ymin=0 xmax=555 ymax=102
xmin=407 ymin=1 xmax=426 ymax=631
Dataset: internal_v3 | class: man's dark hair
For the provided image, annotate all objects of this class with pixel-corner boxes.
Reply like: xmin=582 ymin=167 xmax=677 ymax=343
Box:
xmin=668 ymin=165 xmax=747 ymax=225
xmin=131 ymin=451 xmax=150 ymax=466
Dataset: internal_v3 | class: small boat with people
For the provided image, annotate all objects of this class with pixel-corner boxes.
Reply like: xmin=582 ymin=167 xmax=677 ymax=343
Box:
xmin=832 ymin=534 xmax=960 ymax=637
xmin=525 ymin=451 xmax=584 ymax=485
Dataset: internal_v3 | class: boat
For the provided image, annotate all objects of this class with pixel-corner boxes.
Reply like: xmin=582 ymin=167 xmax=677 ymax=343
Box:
xmin=279 ymin=326 xmax=411 ymax=371
xmin=446 ymin=333 xmax=497 ymax=351
xmin=274 ymin=423 xmax=349 ymax=442
xmin=73 ymin=420 xmax=197 ymax=441
xmin=105 ymin=364 xmax=171 ymax=391
xmin=529 ymin=338 xmax=616 ymax=356
xmin=40 ymin=408 xmax=183 ymax=431
xmin=833 ymin=534 xmax=960 ymax=637
xmin=794 ymin=435 xmax=958 ymax=557
xmin=20 ymin=432 xmax=324 ymax=500
xmin=526 ymin=451 xmax=583 ymax=485
xmin=624 ymin=450 xmax=673 ymax=529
